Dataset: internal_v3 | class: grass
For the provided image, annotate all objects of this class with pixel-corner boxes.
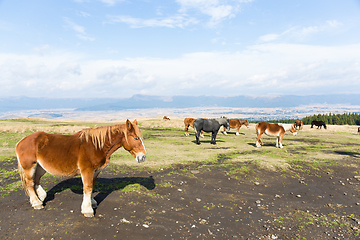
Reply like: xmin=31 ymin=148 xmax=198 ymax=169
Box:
xmin=0 ymin=118 xmax=359 ymax=196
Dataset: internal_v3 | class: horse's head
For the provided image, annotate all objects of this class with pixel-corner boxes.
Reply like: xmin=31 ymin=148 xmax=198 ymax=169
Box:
xmin=123 ymin=119 xmax=146 ymax=163
xmin=290 ymin=124 xmax=297 ymax=136
xmin=244 ymin=120 xmax=249 ymax=128
xmin=226 ymin=119 xmax=231 ymax=131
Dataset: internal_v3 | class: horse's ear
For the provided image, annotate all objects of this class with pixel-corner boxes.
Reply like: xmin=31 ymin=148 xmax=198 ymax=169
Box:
xmin=133 ymin=119 xmax=138 ymax=125
xmin=126 ymin=119 xmax=134 ymax=131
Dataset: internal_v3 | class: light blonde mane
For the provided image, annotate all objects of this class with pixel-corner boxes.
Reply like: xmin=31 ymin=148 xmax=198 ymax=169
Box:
xmin=78 ymin=123 xmax=143 ymax=149
xmin=79 ymin=125 xmax=122 ymax=149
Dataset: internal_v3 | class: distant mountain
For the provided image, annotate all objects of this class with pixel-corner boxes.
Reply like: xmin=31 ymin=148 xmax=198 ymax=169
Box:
xmin=0 ymin=96 xmax=117 ymax=112
xmin=75 ymin=94 xmax=360 ymax=111
xmin=1 ymin=94 xmax=360 ymax=113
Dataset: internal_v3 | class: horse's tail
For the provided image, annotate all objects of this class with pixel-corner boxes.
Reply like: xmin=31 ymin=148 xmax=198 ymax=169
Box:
xmin=17 ymin=154 xmax=29 ymax=196
xmin=193 ymin=125 xmax=198 ymax=137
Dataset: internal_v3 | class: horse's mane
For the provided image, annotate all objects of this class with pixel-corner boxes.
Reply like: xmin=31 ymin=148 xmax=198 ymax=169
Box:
xmin=79 ymin=124 xmax=123 ymax=149
xmin=78 ymin=123 xmax=143 ymax=149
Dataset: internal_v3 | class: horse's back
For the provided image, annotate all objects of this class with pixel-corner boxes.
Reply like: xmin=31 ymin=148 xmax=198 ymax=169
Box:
xmin=17 ymin=132 xmax=83 ymax=176
xmin=194 ymin=118 xmax=220 ymax=132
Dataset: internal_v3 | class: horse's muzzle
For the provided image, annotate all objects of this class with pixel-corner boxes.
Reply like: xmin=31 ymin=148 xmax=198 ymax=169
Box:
xmin=293 ymin=132 xmax=297 ymax=136
xmin=136 ymin=153 xmax=146 ymax=163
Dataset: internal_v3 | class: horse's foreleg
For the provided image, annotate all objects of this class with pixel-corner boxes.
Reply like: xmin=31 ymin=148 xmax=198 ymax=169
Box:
xmin=91 ymin=170 xmax=102 ymax=209
xmin=236 ymin=126 xmax=240 ymax=136
xmin=81 ymin=169 xmax=95 ymax=217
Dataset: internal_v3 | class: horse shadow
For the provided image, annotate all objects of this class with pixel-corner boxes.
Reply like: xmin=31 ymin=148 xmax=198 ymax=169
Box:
xmin=333 ymin=150 xmax=360 ymax=158
xmin=43 ymin=176 xmax=155 ymax=207
xmin=191 ymin=139 xmax=225 ymax=144
xmin=222 ymin=131 xmax=245 ymax=136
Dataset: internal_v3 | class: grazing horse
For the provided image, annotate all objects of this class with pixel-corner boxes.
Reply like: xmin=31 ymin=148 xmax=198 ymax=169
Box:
xmin=163 ymin=116 xmax=170 ymax=120
xmin=184 ymin=117 xmax=204 ymax=137
xmin=223 ymin=119 xmax=249 ymax=135
xmin=294 ymin=120 xmax=303 ymax=130
xmin=255 ymin=122 xmax=297 ymax=148
xmin=358 ymin=127 xmax=360 ymax=135
xmin=311 ymin=120 xmax=327 ymax=129
xmin=16 ymin=119 xmax=146 ymax=218
xmin=193 ymin=118 xmax=230 ymax=145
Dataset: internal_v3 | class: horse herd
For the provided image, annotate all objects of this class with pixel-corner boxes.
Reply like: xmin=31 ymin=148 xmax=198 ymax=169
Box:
xmin=15 ymin=117 xmax=327 ymax=217
xmin=184 ymin=117 xmax=301 ymax=148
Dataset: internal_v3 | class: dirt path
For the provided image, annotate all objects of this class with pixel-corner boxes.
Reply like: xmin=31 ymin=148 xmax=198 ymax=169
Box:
xmin=1 ymin=159 xmax=359 ymax=240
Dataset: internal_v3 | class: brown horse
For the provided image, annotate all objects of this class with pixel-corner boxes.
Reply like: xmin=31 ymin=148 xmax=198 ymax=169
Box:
xmin=255 ymin=122 xmax=297 ymax=148
xmin=184 ymin=117 xmax=203 ymax=137
xmin=294 ymin=120 xmax=303 ymax=130
xmin=163 ymin=116 xmax=170 ymax=120
xmin=16 ymin=119 xmax=146 ymax=218
xmin=223 ymin=119 xmax=249 ymax=135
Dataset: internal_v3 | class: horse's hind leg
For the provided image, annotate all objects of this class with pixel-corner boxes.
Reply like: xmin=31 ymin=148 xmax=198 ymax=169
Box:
xmin=34 ymin=164 xmax=47 ymax=202
xmin=22 ymin=163 xmax=44 ymax=209
xmin=184 ymin=124 xmax=189 ymax=136
xmin=256 ymin=132 xmax=263 ymax=147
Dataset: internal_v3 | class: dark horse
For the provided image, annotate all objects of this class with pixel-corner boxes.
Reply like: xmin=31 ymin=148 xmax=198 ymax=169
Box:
xmin=193 ymin=118 xmax=230 ymax=145
xmin=311 ymin=120 xmax=327 ymax=129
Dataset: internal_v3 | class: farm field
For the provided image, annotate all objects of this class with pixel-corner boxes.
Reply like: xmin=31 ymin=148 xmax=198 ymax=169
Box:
xmin=0 ymin=117 xmax=359 ymax=239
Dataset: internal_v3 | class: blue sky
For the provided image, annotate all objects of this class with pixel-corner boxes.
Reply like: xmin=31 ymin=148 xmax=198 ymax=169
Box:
xmin=0 ymin=0 xmax=360 ymax=98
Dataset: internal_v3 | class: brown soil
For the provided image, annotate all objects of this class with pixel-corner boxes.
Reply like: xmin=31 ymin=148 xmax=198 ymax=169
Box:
xmin=1 ymin=158 xmax=360 ymax=240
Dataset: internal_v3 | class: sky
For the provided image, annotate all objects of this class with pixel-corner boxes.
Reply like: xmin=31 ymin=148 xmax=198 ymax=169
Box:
xmin=0 ymin=0 xmax=360 ymax=98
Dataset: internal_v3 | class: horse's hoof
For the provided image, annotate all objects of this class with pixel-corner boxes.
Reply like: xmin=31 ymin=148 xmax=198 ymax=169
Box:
xmin=32 ymin=204 xmax=44 ymax=210
xmin=83 ymin=213 xmax=94 ymax=218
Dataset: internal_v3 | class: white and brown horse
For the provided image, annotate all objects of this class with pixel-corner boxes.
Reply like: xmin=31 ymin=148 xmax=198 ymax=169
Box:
xmin=223 ymin=119 xmax=249 ymax=135
xmin=255 ymin=122 xmax=297 ymax=148
xmin=294 ymin=120 xmax=303 ymax=130
xmin=16 ymin=119 xmax=146 ymax=217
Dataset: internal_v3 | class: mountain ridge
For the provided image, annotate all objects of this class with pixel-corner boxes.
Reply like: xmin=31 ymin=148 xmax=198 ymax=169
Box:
xmin=0 ymin=94 xmax=360 ymax=112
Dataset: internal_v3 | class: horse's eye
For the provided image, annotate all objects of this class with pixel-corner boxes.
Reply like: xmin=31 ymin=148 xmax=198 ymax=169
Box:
xmin=134 ymin=137 xmax=139 ymax=141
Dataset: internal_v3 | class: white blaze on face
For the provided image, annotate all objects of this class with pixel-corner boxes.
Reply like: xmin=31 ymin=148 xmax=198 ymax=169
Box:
xmin=136 ymin=138 xmax=146 ymax=163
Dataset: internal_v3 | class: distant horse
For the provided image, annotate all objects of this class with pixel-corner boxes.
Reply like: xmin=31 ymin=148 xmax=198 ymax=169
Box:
xmin=294 ymin=120 xmax=303 ymax=130
xmin=358 ymin=127 xmax=360 ymax=135
xmin=193 ymin=118 xmax=230 ymax=145
xmin=16 ymin=119 xmax=146 ymax=218
xmin=184 ymin=117 xmax=204 ymax=137
xmin=163 ymin=116 xmax=170 ymax=120
xmin=223 ymin=119 xmax=249 ymax=135
xmin=311 ymin=120 xmax=327 ymax=129
xmin=255 ymin=122 xmax=297 ymax=148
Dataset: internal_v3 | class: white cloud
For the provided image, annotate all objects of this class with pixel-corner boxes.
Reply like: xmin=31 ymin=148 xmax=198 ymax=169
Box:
xmin=105 ymin=14 xmax=198 ymax=28
xmin=259 ymin=20 xmax=343 ymax=42
xmin=258 ymin=34 xmax=279 ymax=42
xmin=176 ymin=0 xmax=242 ymax=26
xmin=1 ymin=42 xmax=359 ymax=97
xmin=63 ymin=17 xmax=95 ymax=41
xmin=76 ymin=11 xmax=91 ymax=18
xmin=98 ymin=0 xmax=125 ymax=6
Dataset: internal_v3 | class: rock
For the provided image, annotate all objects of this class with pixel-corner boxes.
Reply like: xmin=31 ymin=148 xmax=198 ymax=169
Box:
xmin=254 ymin=181 xmax=260 ymax=186
xmin=296 ymin=195 xmax=302 ymax=198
